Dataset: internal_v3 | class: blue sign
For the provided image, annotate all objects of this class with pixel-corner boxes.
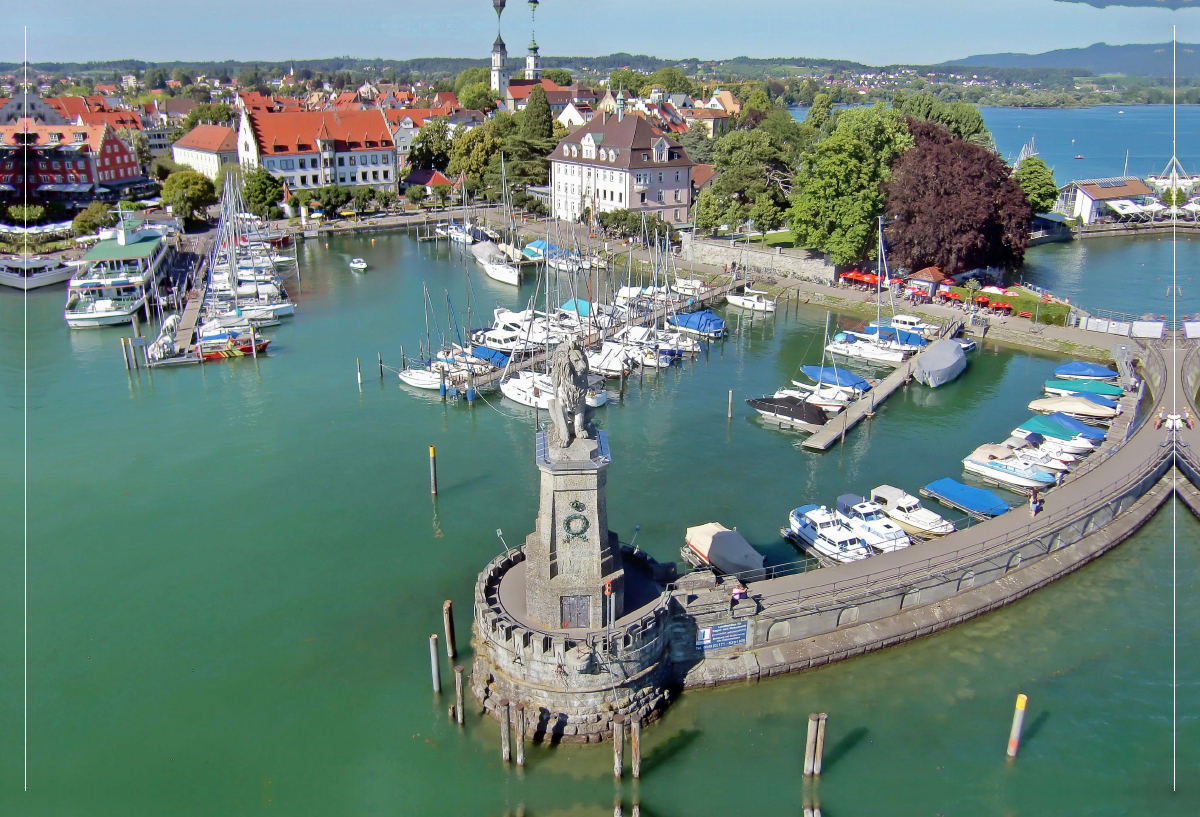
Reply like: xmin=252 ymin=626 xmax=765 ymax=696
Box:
xmin=695 ymin=621 xmax=747 ymax=651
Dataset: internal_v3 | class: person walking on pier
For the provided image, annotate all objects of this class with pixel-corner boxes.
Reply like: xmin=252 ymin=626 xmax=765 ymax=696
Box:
xmin=1029 ymin=488 xmax=1041 ymax=519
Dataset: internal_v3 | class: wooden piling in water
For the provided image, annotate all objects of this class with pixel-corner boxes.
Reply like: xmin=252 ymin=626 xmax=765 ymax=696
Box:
xmin=631 ymin=718 xmax=641 ymax=779
xmin=813 ymin=713 xmax=827 ymax=775
xmin=442 ymin=600 xmax=456 ymax=658
xmin=429 ymin=445 xmax=437 ymax=495
xmin=514 ymin=704 xmax=526 ymax=766
xmin=454 ymin=666 xmax=464 ymax=725
xmin=429 ymin=634 xmax=441 ymax=693
xmin=499 ymin=700 xmax=512 ymax=763
xmin=120 ymin=337 xmax=130 ymax=370
xmin=728 ymin=389 xmax=733 ymax=419
xmin=1007 ymin=694 xmax=1027 ymax=758
xmin=356 ymin=357 xmax=362 ymax=390
xmin=378 ymin=352 xmax=383 ymax=378
xmin=803 ymin=713 xmax=819 ymax=776
xmin=612 ymin=714 xmax=625 ymax=778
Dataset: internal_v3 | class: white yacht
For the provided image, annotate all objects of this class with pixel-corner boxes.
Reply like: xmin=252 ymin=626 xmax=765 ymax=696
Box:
xmin=586 ymin=342 xmax=634 ymax=377
xmin=0 ymin=256 xmax=79 ymax=290
xmin=869 ymin=486 xmax=956 ymax=538
xmin=835 ymin=495 xmax=912 ymax=553
xmin=825 ymin=333 xmax=908 ymax=367
xmin=349 ymin=258 xmax=368 ymax=272
xmin=483 ymin=258 xmax=520 ymax=286
xmin=63 ymin=225 xmax=167 ymax=328
xmin=785 ymin=505 xmax=871 ymax=563
xmin=963 ymin=445 xmax=1056 ymax=490
xmin=726 ymin=288 xmax=776 ymax=312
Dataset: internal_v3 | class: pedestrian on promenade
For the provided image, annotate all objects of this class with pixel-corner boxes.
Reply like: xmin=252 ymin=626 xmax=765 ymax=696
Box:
xmin=1055 ymin=470 xmax=1063 ymax=488
xmin=1029 ymin=487 xmax=1040 ymax=519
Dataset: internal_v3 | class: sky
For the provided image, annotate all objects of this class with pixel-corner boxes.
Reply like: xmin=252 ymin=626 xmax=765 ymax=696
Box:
xmin=5 ymin=0 xmax=1200 ymax=66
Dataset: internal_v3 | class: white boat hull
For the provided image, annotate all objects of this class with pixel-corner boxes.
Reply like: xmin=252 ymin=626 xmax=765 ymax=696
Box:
xmin=483 ymin=261 xmax=520 ymax=286
xmin=0 ymin=267 xmax=75 ymax=290
xmin=962 ymin=458 xmax=1053 ymax=490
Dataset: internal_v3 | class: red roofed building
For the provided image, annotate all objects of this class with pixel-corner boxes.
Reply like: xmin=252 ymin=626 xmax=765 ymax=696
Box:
xmin=76 ymin=110 xmax=144 ymax=131
xmin=94 ymin=85 xmax=118 ymax=95
xmin=431 ymin=92 xmax=460 ymax=111
xmin=0 ymin=119 xmax=142 ymax=206
xmin=403 ymin=168 xmax=452 ymax=194
xmin=238 ymin=109 xmax=397 ymax=191
xmin=504 ymin=79 xmax=596 ymax=115
xmin=43 ymin=95 xmax=112 ymax=122
xmin=171 ymin=124 xmax=238 ymax=180
xmin=332 ymin=91 xmax=362 ymax=110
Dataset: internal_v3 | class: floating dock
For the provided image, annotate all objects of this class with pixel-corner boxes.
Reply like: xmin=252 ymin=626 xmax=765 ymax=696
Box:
xmin=802 ymin=321 xmax=963 ymax=451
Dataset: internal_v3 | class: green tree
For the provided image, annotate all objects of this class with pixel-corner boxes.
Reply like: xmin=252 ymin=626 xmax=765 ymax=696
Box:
xmin=117 ymin=127 xmax=150 ymax=166
xmin=750 ymin=193 xmax=783 ymax=243
xmin=447 ymin=123 xmax=503 ymax=184
xmin=712 ymin=129 xmax=791 ymax=213
xmin=242 ymin=167 xmax=283 ymax=219
xmin=182 ymin=102 xmax=236 ymax=132
xmin=406 ymin=185 xmax=427 ymax=207
xmin=678 ymin=124 xmax=714 ymax=164
xmin=743 ymin=89 xmax=772 ymax=113
xmin=409 ymin=117 xmax=453 ymax=171
xmin=542 ymin=68 xmax=573 ymax=87
xmin=642 ymin=67 xmax=694 ymax=96
xmin=161 ymin=170 xmax=217 ymax=222
xmin=693 ymin=188 xmax=723 ymax=235
xmin=72 ymin=201 xmax=116 ymax=236
xmin=522 ymin=85 xmax=553 ymax=140
xmin=351 ymin=186 xmax=374 ymax=214
xmin=315 ymin=185 xmax=351 ymax=212
xmin=608 ymin=69 xmax=643 ymax=96
xmin=376 ymin=188 xmax=397 ymax=210
xmin=1013 ymin=156 xmax=1058 ymax=214
xmin=805 ymin=92 xmax=834 ymax=133
xmin=457 ymin=82 xmax=496 ymax=112
xmin=787 ymin=106 xmax=913 ymax=265
xmin=431 ymin=183 xmax=452 ymax=209
xmin=454 ymin=66 xmax=489 ymax=93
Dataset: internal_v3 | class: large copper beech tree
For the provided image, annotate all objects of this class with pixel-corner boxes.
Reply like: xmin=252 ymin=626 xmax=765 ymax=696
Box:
xmin=884 ymin=120 xmax=1031 ymax=276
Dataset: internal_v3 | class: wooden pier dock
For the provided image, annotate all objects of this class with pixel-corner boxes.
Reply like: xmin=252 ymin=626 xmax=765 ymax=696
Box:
xmin=803 ymin=320 xmax=963 ymax=451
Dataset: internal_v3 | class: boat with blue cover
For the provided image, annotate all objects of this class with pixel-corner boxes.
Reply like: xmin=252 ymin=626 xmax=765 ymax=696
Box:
xmin=1013 ymin=416 xmax=1097 ymax=455
xmin=963 ymin=445 xmax=1056 ymax=491
xmin=919 ymin=478 xmax=1010 ymax=520
xmin=668 ymin=309 xmax=727 ymax=339
xmin=1045 ymin=412 xmax=1106 ymax=441
xmin=1054 ymin=361 xmax=1119 ymax=381
xmin=798 ymin=365 xmax=872 ymax=394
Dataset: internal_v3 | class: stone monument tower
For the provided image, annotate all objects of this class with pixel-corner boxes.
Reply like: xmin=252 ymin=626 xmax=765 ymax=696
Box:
xmin=523 ymin=338 xmax=624 ymax=629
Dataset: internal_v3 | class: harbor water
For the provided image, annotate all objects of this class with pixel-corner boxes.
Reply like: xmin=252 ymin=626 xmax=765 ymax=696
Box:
xmin=1 ymin=224 xmax=1194 ymax=814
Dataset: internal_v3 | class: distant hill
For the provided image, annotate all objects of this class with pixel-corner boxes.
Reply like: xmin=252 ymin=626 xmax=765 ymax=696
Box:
xmin=1055 ymin=0 xmax=1195 ymax=8
xmin=944 ymin=42 xmax=1200 ymax=77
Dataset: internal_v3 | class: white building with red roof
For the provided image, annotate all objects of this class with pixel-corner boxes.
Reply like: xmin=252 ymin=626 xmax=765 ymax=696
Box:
xmin=172 ymin=124 xmax=238 ymax=180
xmin=549 ymin=98 xmax=695 ymax=225
xmin=237 ymin=109 xmax=397 ymax=191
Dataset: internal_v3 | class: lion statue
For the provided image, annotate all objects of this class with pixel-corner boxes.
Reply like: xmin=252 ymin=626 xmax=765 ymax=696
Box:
xmin=549 ymin=337 xmax=590 ymax=446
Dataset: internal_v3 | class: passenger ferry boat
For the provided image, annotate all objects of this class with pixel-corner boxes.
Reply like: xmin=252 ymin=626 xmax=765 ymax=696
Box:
xmin=63 ymin=221 xmax=167 ymax=328
xmin=0 ymin=256 xmax=79 ymax=290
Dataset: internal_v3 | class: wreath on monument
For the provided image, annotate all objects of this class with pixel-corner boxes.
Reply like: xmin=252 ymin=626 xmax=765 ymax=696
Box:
xmin=563 ymin=500 xmax=590 ymax=542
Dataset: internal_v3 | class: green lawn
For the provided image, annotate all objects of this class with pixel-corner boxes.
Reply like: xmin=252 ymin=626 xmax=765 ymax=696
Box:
xmin=945 ymin=286 xmax=1071 ymax=326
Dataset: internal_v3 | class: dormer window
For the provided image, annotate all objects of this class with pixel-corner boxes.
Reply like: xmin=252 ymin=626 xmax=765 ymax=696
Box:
xmin=570 ymin=144 xmax=578 ymax=157
xmin=562 ymin=144 xmax=570 ymax=157
xmin=74 ymin=132 xmax=86 ymax=142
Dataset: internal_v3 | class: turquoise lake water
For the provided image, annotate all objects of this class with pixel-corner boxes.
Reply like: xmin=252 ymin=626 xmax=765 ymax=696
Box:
xmin=1 ymin=221 xmax=1194 ymax=813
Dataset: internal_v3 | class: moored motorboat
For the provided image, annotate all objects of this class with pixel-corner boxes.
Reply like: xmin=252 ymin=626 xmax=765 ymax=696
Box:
xmin=1044 ymin=379 xmax=1123 ymax=398
xmin=1028 ymin=394 xmax=1119 ymax=423
xmin=784 ymin=505 xmax=870 ymax=563
xmin=746 ymin=395 xmax=828 ymax=432
xmin=682 ymin=523 xmax=766 ymax=578
xmin=963 ymin=445 xmax=1055 ymax=490
xmin=834 ymin=495 xmax=911 ymax=553
xmin=1054 ymin=361 xmax=1118 ymax=381
xmin=869 ymin=485 xmax=956 ymax=538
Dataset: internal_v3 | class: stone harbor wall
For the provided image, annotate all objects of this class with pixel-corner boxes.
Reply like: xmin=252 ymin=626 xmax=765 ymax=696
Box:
xmin=680 ymin=233 xmax=837 ymax=284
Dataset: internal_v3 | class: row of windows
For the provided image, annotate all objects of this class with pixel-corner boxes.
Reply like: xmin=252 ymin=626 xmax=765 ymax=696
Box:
xmin=265 ymin=153 xmax=389 ymax=172
xmin=289 ymin=169 xmax=390 ymax=187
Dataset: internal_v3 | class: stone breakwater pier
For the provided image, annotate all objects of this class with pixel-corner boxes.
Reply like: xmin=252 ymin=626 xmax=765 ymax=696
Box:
xmin=471 ymin=338 xmax=1200 ymax=744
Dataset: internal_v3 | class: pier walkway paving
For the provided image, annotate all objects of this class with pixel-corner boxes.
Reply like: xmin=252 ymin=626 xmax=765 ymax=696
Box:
xmin=747 ymin=339 xmax=1194 ymax=614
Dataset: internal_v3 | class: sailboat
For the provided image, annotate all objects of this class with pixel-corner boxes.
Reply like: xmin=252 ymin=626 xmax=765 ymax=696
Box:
xmin=825 ymin=218 xmax=912 ymax=368
xmin=481 ymin=155 xmax=521 ymax=286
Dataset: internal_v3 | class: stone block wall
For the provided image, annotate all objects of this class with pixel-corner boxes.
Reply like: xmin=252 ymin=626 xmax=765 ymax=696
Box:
xmin=680 ymin=233 xmax=837 ymax=284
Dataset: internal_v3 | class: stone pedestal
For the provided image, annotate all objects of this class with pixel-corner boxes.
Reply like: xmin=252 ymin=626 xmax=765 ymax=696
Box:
xmin=523 ymin=429 xmax=624 ymax=630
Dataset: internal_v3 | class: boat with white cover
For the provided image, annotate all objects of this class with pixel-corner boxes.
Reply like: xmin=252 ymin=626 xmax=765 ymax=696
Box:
xmin=682 ymin=522 xmax=766 ymax=578
xmin=869 ymin=485 xmax=955 ymax=538
xmin=499 ymin=370 xmax=607 ymax=408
